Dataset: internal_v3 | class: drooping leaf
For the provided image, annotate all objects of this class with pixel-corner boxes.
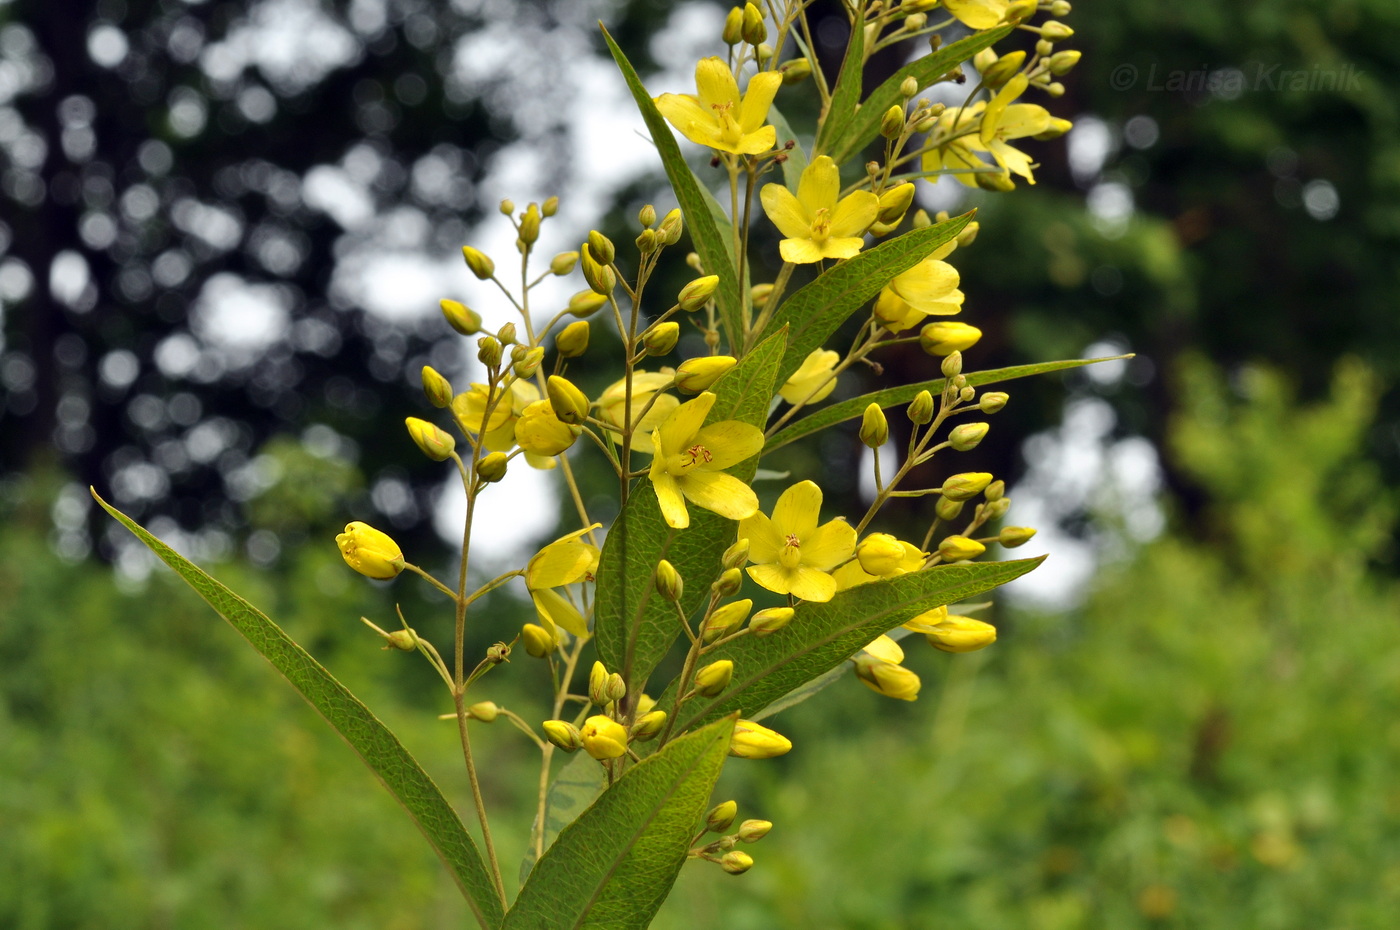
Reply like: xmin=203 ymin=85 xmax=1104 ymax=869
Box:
xmin=593 ymin=332 xmax=787 ymax=694
xmin=760 ymin=214 xmax=972 ymax=385
xmin=767 ymin=103 xmax=809 ymax=190
xmin=663 ymin=558 xmax=1043 ymax=735
xmin=765 ymin=356 xmax=1133 ymax=452
xmin=93 ymin=491 xmax=506 ymax=929
xmin=827 ymin=26 xmax=1014 ymax=165
xmin=813 ymin=4 xmax=865 ymax=159
xmin=519 ymin=752 xmax=606 ymax=885
xmin=502 ymin=718 xmax=735 ymax=930
xmin=601 ymin=26 xmax=744 ymax=350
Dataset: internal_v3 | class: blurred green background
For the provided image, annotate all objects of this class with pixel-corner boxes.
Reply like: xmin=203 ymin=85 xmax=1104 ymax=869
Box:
xmin=3 ymin=0 xmax=1399 ymax=927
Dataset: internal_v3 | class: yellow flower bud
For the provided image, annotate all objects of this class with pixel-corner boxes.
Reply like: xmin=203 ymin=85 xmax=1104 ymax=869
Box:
xmin=655 ymin=559 xmax=684 ymax=602
xmin=336 ymin=522 xmax=404 ymax=579
xmin=722 ymin=6 xmax=743 ymax=44
xmin=497 ymin=322 xmax=517 ymax=346
xmin=1033 ymin=117 xmax=1074 ymax=142
xmin=738 ymin=819 xmax=772 ymax=843
xmin=1049 ymin=49 xmax=1081 ymax=75
xmin=941 ymin=472 xmax=992 ymax=501
xmin=979 ymin=392 xmax=1008 ymax=414
xmin=440 ymin=299 xmax=481 ymax=335
xmin=935 ymin=495 xmax=964 ymax=521
xmin=634 ymin=692 xmax=657 ymax=716
xmin=518 ymin=203 xmax=541 ymax=247
xmin=580 ymin=243 xmax=615 ymax=295
xmin=749 ymin=607 xmax=794 ymax=636
xmin=515 ymin=400 xmax=580 ymax=457
xmin=730 ymin=719 xmax=791 ymax=759
xmin=921 ymin=321 xmax=982 ymax=356
xmin=741 ymin=2 xmax=766 ymax=44
xmin=546 ymin=375 xmax=590 ymax=426
xmin=876 ymin=182 xmax=916 ymax=224
xmin=925 ymin=614 xmax=997 ymax=653
xmin=513 ymin=346 xmax=545 ymax=379
xmin=693 ymin=660 xmax=734 ymax=697
xmin=499 ymin=198 xmax=515 ymax=216
xmin=1006 ymin=0 xmax=1038 ymax=20
xmin=638 ymin=204 xmax=657 ymax=227
xmin=854 ymin=655 xmax=922 ymax=701
xmin=707 ymin=799 xmax=738 ymax=832
xmin=586 ymin=230 xmax=615 ymax=266
xmin=857 ymin=533 xmax=907 ymax=576
xmin=580 ymin=715 xmax=629 ymax=759
xmin=982 ymin=50 xmax=1026 ymax=88
xmin=461 ymin=246 xmax=495 ymax=280
xmin=998 ymin=526 xmax=1037 ymax=548
xmin=521 ymin=623 xmax=555 ymax=657
xmin=658 ymin=208 xmax=684 ymax=245
xmin=643 ymin=321 xmax=680 ymax=356
xmin=900 ymin=75 xmax=920 ymax=98
xmin=630 ymin=710 xmax=667 ymax=742
xmin=1051 ymin=0 xmax=1072 ymax=15
xmin=421 ymin=366 xmax=453 ymax=408
xmin=556 ymin=320 xmax=590 ymax=358
xmin=908 ymin=390 xmax=935 ymax=425
xmin=675 ymin=355 xmax=737 ymax=394
xmin=476 ymin=335 xmax=502 ymax=369
xmin=879 ymin=104 xmax=905 ymax=140
xmin=405 ymin=416 xmax=456 ymax=461
xmin=703 ymin=599 xmax=753 ymax=643
xmin=636 ymin=228 xmax=658 ymax=254
xmin=588 ymin=662 xmax=610 ymax=706
xmin=606 ymin=672 xmax=627 ymax=703
xmin=467 ymin=701 xmax=499 ymax=722
xmin=568 ymin=290 xmax=609 ymax=318
xmin=713 ymin=567 xmax=743 ymax=598
xmin=720 ymin=850 xmax=754 ymax=874
xmin=543 ymin=720 xmax=582 ymax=752
xmin=938 ymin=535 xmax=986 ymax=561
xmin=1040 ymin=21 xmax=1074 ymax=41
xmin=549 ymin=250 xmax=579 ymax=275
xmin=678 ymin=274 xmax=720 ymax=311
xmin=859 ymin=403 xmax=889 ymax=448
xmin=941 ymin=351 xmax=963 ymax=378
xmin=478 ymin=452 xmax=508 ymax=483
xmin=542 ymin=195 xmax=559 ymax=217
xmin=949 ymin=422 xmax=989 ymax=451
xmin=983 ymin=497 xmax=1011 ymax=520
xmin=973 ymin=48 xmax=998 ymax=74
xmin=975 ymin=170 xmax=1017 ymax=193
xmin=780 ymin=58 xmax=811 ymax=85
xmin=985 ymin=479 xmax=1005 ymax=502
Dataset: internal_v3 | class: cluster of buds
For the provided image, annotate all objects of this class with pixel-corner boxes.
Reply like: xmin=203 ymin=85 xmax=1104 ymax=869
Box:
xmin=692 ymin=797 xmax=773 ymax=875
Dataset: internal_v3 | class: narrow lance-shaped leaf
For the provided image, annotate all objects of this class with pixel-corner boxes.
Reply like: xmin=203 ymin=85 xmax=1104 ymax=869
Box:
xmin=760 ymin=213 xmax=972 ymax=385
xmin=663 ymin=558 xmax=1044 ymax=735
xmin=827 ymin=26 xmax=1014 ymax=165
xmin=601 ymin=26 xmax=745 ymax=351
xmin=766 ymin=356 xmax=1134 ymax=452
xmin=519 ymin=752 xmax=605 ymax=885
xmin=812 ymin=2 xmax=865 ymax=159
xmin=502 ymin=718 xmax=735 ymax=930
xmin=767 ymin=103 xmax=809 ymax=191
xmin=593 ymin=332 xmax=787 ymax=693
xmin=92 ymin=491 xmax=507 ymax=930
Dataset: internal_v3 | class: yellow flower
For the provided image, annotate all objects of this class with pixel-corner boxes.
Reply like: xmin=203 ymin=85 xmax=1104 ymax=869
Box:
xmin=336 ymin=522 xmax=404 ymax=579
xmin=944 ymin=0 xmax=1009 ymax=30
xmin=729 ymin=719 xmax=792 ymax=759
xmin=854 ymin=655 xmax=922 ymax=701
xmin=760 ymin=156 xmax=879 ymax=264
xmin=739 ymin=480 xmax=856 ymax=602
xmin=648 ymin=392 xmax=764 ymax=530
xmin=778 ymin=349 xmax=839 ymax=405
xmin=525 ymin=525 xmax=600 ymax=638
xmin=580 ymin=715 xmax=629 ymax=759
xmin=597 ymin=370 xmax=678 ymax=434
xmin=515 ymin=399 xmax=580 ymax=457
xmin=872 ymin=244 xmax=965 ymax=332
xmin=451 ymin=380 xmax=557 ymax=469
xmin=654 ymin=57 xmax=782 ymax=155
xmin=922 ymin=77 xmax=1055 ymax=188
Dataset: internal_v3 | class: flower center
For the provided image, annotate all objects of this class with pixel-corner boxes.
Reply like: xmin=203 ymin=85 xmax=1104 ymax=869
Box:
xmin=683 ymin=443 xmax=714 ymax=468
xmin=810 ymin=207 xmax=831 ymax=241
xmin=779 ymin=533 xmax=803 ymax=569
xmin=711 ymin=101 xmax=742 ymax=144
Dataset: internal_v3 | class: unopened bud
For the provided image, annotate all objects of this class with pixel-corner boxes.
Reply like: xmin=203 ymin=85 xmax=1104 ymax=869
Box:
xmin=1045 ymin=81 xmax=1066 ymax=98
xmin=556 ymin=320 xmax=590 ymax=358
xmin=588 ymin=661 xmax=610 ymax=706
xmin=730 ymin=719 xmax=792 ymax=758
xmin=497 ymin=322 xmax=517 ymax=345
xmin=857 ymin=533 xmax=907 ymax=576
xmin=737 ymin=819 xmax=772 ymax=842
xmin=925 ymin=614 xmax=997 ymax=653
xmin=478 ymin=452 xmax=508 ymax=483
xmin=441 ymin=299 xmax=482 ymax=335
xmin=385 ymin=628 xmax=418 ymax=651
xmin=1040 ymin=21 xmax=1074 ymax=41
xmin=750 ymin=282 xmax=774 ymax=307
xmin=655 ymin=559 xmax=684 ymax=602
xmin=644 ymin=321 xmax=680 ymax=356
xmin=580 ymin=244 xmax=615 ymax=295
xmin=998 ymin=525 xmax=1037 ymax=548
xmin=941 ymin=351 xmax=963 ymax=378
xmin=405 ymin=417 xmax=455 ymax=461
xmin=973 ymin=48 xmax=997 ymax=74
xmin=959 ymin=385 xmax=976 ymax=403
xmin=518 ymin=203 xmax=541 ymax=246
xmin=941 ymin=472 xmax=993 ymax=501
xmin=580 ymin=715 xmax=628 ymax=759
xmin=467 ymin=701 xmax=499 ymax=722
xmin=675 ymin=356 xmax=737 ymax=394
xmin=983 ymin=479 xmax=1005 ymax=503
xmin=875 ymin=183 xmax=916 ymax=226
xmin=476 ymin=336 xmax=503 ymax=369
xmin=713 ymin=567 xmax=743 ymax=598
xmin=542 ymin=195 xmax=559 ymax=216
xmin=935 ymin=496 xmax=964 ymax=521
xmin=983 ymin=497 xmax=1011 ymax=519
xmin=461 ymin=246 xmax=495 ymax=280
xmin=860 ymin=403 xmax=889 ymax=448
xmin=749 ymin=606 xmax=794 ymax=636
xmin=720 ymin=851 xmax=754 ymax=874
xmin=546 ymin=375 xmax=590 ymax=425
xmin=422 ymin=366 xmax=453 ymax=408
xmin=1051 ymin=0 xmax=1072 ymax=15
xmin=908 ymin=390 xmax=935 ymax=425
xmin=606 ymin=673 xmax=626 ymax=703
xmin=678 ymin=274 xmax=720 ymax=311
xmin=722 ymin=6 xmax=744 ymax=44
xmin=568 ymin=289 xmax=609 ymax=318
xmin=900 ymin=75 xmax=919 ymax=99
xmin=586 ymin=230 xmax=615 ymax=265
xmin=499 ymin=198 xmax=515 ymax=216
xmin=949 ymin=422 xmax=989 ymax=451
xmin=880 ymin=104 xmax=906 ymax=139
xmin=543 ymin=720 xmax=582 ymax=752
xmin=631 ymin=710 xmax=667 ymax=742
xmin=704 ymin=598 xmax=752 ymax=642
xmin=707 ymin=800 xmax=738 ymax=832
xmin=1049 ymin=49 xmax=1081 ymax=75
xmin=636 ymin=228 xmax=658 ymax=253
xmin=978 ymin=392 xmax=1008 ymax=415
xmin=920 ymin=321 xmax=983 ymax=356
xmin=780 ymin=58 xmax=812 ymax=85
xmin=1006 ymin=0 xmax=1038 ymax=19
xmin=549 ymin=251 xmax=579 ymax=275
xmin=521 ymin=622 xmax=554 ymax=657
xmin=1033 ymin=117 xmax=1074 ymax=141
xmin=976 ymin=170 xmax=1017 ymax=193
xmin=741 ymin=2 xmax=766 ymax=44
xmin=755 ymin=42 xmax=774 ymax=63
xmin=659 ymin=208 xmax=684 ymax=244
xmin=638 ymin=204 xmax=657 ymax=227
xmin=513 ymin=346 xmax=545 ymax=378
xmin=938 ymin=535 xmax=986 ymax=561
xmin=956 ymin=221 xmax=980 ymax=247
xmin=693 ymin=660 xmax=734 ymax=697
xmin=982 ymin=50 xmax=1025 ymax=89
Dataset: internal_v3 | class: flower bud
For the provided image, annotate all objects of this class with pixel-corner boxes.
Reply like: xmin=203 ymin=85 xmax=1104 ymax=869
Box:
xmin=730 ymin=719 xmax=792 ymax=759
xmin=749 ymin=607 xmax=794 ymax=636
xmin=876 ymin=182 xmax=916 ymax=224
xmin=580 ymin=715 xmax=628 ymax=759
xmin=938 ymin=535 xmax=987 ymax=561
xmin=550 ymin=251 xmax=579 ymax=275
xmin=703 ymin=599 xmax=752 ymax=643
xmin=675 ymin=356 xmax=737 ymax=394
xmin=973 ymin=48 xmax=998 ymax=75
xmin=644 ymin=321 xmax=680 ymax=356
xmin=707 ymin=800 xmax=738 ymax=832
xmin=998 ymin=526 xmax=1037 ymax=548
xmin=478 ymin=452 xmax=508 ymax=483
xmin=678 ymin=274 xmax=720 ymax=311
xmin=655 ymin=559 xmax=684 ymax=602
xmin=499 ymin=198 xmax=515 ymax=216
xmin=900 ymin=75 xmax=919 ymax=98
xmin=975 ymin=170 xmax=1017 ymax=193
xmin=497 ymin=322 xmax=517 ymax=345
xmin=984 ymin=479 xmax=1005 ymax=502
xmin=336 ymin=522 xmax=404 ymax=579
xmin=741 ymin=2 xmax=766 ymax=44
xmin=959 ymin=385 xmax=976 ymax=404
xmin=1051 ymin=0 xmax=1072 ymax=14
xmin=1040 ymin=21 xmax=1074 ymax=41
xmin=636 ymin=228 xmax=658 ymax=253
xmin=780 ymin=58 xmax=811 ymax=85
xmin=406 ymin=416 xmax=456 ymax=461
xmin=1006 ymin=0 xmax=1038 ymax=19
xmin=586 ymin=230 xmax=615 ymax=266
xmin=854 ymin=655 xmax=922 ymax=701
xmin=637 ymin=203 xmax=657 ymax=228
xmin=722 ymin=6 xmax=744 ymax=44
xmin=467 ymin=701 xmax=499 ymax=722
xmin=542 ymin=195 xmax=559 ymax=216
xmin=441 ymin=299 xmax=482 ymax=335
xmin=385 ymin=628 xmax=418 ymax=651
xmin=419 ymin=367 xmax=453 ymax=409
xmin=925 ymin=614 xmax=997 ymax=653
xmin=941 ymin=472 xmax=993 ymax=501
xmin=983 ymin=497 xmax=1011 ymax=520
xmin=935 ymin=496 xmax=964 ymax=521
xmin=713 ymin=567 xmax=743 ymax=598
xmin=518 ymin=203 xmax=541 ymax=247
xmin=1045 ymin=81 xmax=1066 ymax=98
xmin=461 ymin=246 xmax=495 ymax=280
xmin=658 ymin=208 xmax=684 ymax=245
xmin=606 ymin=673 xmax=627 ymax=703
xmin=477 ymin=335 xmax=503 ymax=369
xmin=1049 ymin=49 xmax=1081 ymax=75
xmin=857 ymin=533 xmax=906 ymax=576
xmin=1033 ymin=117 xmax=1074 ymax=141
xmin=516 ymin=399 xmax=580 ymax=456
xmin=513 ymin=346 xmax=545 ymax=379
xmin=949 ymin=422 xmax=989 ymax=451
xmin=941 ymin=351 xmax=963 ymax=378
xmin=588 ymin=661 xmax=610 ymax=706
xmin=956 ymin=220 xmax=980 ymax=247
xmin=879 ymin=104 xmax=906 ymax=140
xmin=722 ymin=538 xmax=751 ymax=571
xmin=580 ymin=244 xmax=615 ymax=295
xmin=720 ymin=851 xmax=754 ymax=874
xmin=556 ymin=320 xmax=590 ymax=358
xmin=693 ymin=660 xmax=734 ymax=697
xmin=521 ymin=623 xmax=554 ymax=657
xmin=858 ymin=403 xmax=889 ymax=449
xmin=568 ymin=289 xmax=609 ymax=318
xmin=750 ymin=283 xmax=774 ymax=308
xmin=547 ymin=375 xmax=590 ymax=425
xmin=982 ymin=50 xmax=1025 ymax=88
xmin=631 ymin=710 xmax=667 ymax=742
xmin=979 ymin=391 xmax=1008 ymax=414
xmin=738 ymin=819 xmax=773 ymax=842
xmin=905 ymin=11 xmax=927 ymax=29
xmin=920 ymin=321 xmax=983 ymax=356
xmin=908 ymin=390 xmax=935 ymax=425
xmin=543 ymin=720 xmax=582 ymax=752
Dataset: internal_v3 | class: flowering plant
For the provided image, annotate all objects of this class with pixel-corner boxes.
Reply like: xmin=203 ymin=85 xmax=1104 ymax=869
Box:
xmin=97 ymin=1 xmax=1113 ymax=925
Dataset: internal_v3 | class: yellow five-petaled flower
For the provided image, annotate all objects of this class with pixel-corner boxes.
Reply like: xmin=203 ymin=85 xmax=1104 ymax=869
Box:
xmin=760 ymin=156 xmax=880 ymax=264
xmin=654 ymin=57 xmax=782 ymax=156
xmin=647 ymin=391 xmax=764 ymax=530
xmin=739 ymin=480 xmax=856 ymax=602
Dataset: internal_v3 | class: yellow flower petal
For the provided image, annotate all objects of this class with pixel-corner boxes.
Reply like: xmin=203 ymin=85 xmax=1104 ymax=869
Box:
xmin=527 ymin=542 xmax=594 ymax=589
xmin=797 ymin=156 xmax=840 ymax=215
xmin=801 ymin=518 xmax=856 ymax=571
xmin=890 ymin=258 xmax=960 ymax=310
xmin=996 ymin=104 xmax=1053 ymax=140
xmin=944 ymin=0 xmax=1008 ymax=30
xmin=695 ymin=57 xmax=740 ymax=112
xmin=817 ymin=237 xmax=867 ymax=260
xmin=739 ymin=71 xmax=782 ymax=134
xmin=779 ymin=238 xmax=826 ymax=264
xmin=747 ymin=562 xmax=795 ymax=596
xmin=653 ymin=470 xmax=690 ymax=529
xmin=739 ymin=510 xmax=783 ymax=564
xmin=680 ymin=470 xmax=759 ymax=522
xmin=735 ymin=124 xmax=778 ymax=155
xmin=828 ymin=191 xmax=879 ymax=238
xmin=533 ymin=587 xmax=589 ymax=639
xmin=692 ymin=421 xmax=764 ymax=470
xmin=863 ymin=633 xmax=905 ymax=664
xmin=653 ymin=94 xmax=718 ymax=149
xmin=980 ymin=74 xmax=1028 ymax=146
xmin=787 ymin=565 xmax=838 ymax=602
xmin=658 ymin=391 xmax=716 ymax=455
xmin=760 ymin=183 xmax=811 ymax=240
xmin=772 ymin=480 xmax=822 ymax=539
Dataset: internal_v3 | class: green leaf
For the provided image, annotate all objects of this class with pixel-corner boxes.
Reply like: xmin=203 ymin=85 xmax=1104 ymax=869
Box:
xmin=92 ymin=491 xmax=506 ymax=929
xmin=593 ymin=332 xmax=787 ymax=693
xmin=601 ymin=26 xmax=744 ymax=351
xmin=761 ymin=214 xmax=972 ymax=386
xmin=827 ymin=26 xmax=1014 ymax=165
xmin=502 ymin=718 xmax=735 ymax=930
xmin=767 ymin=103 xmax=808 ymax=190
xmin=519 ymin=752 xmax=606 ymax=885
xmin=664 ymin=558 xmax=1043 ymax=735
xmin=765 ymin=356 xmax=1133 ymax=452
xmin=813 ymin=4 xmax=864 ymax=159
